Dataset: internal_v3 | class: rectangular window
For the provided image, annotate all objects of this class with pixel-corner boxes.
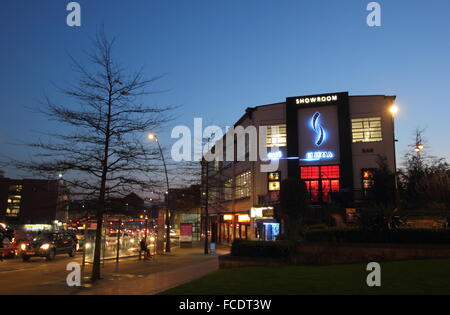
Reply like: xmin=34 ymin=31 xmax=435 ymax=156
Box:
xmin=300 ymin=166 xmax=320 ymax=180
xmin=224 ymin=178 xmax=233 ymax=201
xmin=235 ymin=171 xmax=251 ymax=199
xmin=266 ymin=124 xmax=287 ymax=148
xmin=6 ymin=185 xmax=22 ymax=217
xmin=320 ymin=166 xmax=340 ymax=179
xmin=352 ymin=117 xmax=383 ymax=143
xmin=268 ymin=172 xmax=280 ymax=181
xmin=268 ymin=181 xmax=280 ymax=191
xmin=362 ymin=169 xmax=376 ymax=199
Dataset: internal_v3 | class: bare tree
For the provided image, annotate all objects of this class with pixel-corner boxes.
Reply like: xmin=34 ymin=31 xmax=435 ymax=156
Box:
xmin=14 ymin=30 xmax=172 ymax=280
xmin=400 ymin=128 xmax=449 ymax=209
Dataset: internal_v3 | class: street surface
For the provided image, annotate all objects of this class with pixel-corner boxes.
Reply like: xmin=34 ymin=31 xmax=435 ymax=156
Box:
xmin=0 ymin=244 xmax=228 ymax=295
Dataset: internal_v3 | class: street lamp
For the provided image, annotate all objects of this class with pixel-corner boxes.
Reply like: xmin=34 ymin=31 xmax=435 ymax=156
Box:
xmin=389 ymin=104 xmax=399 ymax=116
xmin=390 ymin=103 xmax=400 ymax=208
xmin=148 ymin=133 xmax=171 ymax=253
xmin=414 ymin=144 xmax=424 ymax=153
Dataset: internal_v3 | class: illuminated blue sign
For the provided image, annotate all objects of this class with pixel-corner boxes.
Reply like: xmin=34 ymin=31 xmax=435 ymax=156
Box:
xmin=301 ymin=151 xmax=335 ymax=162
xmin=311 ymin=112 xmax=326 ymax=147
xmin=299 ymin=107 xmax=340 ymax=165
xmin=300 ymin=112 xmax=335 ymax=162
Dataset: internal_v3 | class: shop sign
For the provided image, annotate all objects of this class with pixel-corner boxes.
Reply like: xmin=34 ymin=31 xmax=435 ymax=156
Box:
xmin=180 ymin=223 xmax=193 ymax=243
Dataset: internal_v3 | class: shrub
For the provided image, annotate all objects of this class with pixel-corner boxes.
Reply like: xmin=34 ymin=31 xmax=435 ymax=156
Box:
xmin=231 ymin=240 xmax=296 ymax=260
xmin=303 ymin=228 xmax=450 ymax=244
xmin=304 ymin=224 xmax=329 ymax=231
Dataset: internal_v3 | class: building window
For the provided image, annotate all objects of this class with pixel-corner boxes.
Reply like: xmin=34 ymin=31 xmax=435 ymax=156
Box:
xmin=224 ymin=178 xmax=233 ymax=201
xmin=6 ymin=185 xmax=22 ymax=217
xmin=266 ymin=124 xmax=287 ymax=148
xmin=267 ymin=171 xmax=281 ymax=202
xmin=362 ymin=169 xmax=375 ymax=199
xmin=352 ymin=117 xmax=383 ymax=143
xmin=320 ymin=166 xmax=340 ymax=179
xmin=300 ymin=166 xmax=340 ymax=203
xmin=268 ymin=181 xmax=281 ymax=191
xmin=235 ymin=171 xmax=251 ymax=199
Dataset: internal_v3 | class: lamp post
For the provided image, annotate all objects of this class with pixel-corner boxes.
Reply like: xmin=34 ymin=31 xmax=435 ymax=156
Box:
xmin=390 ymin=104 xmax=400 ymax=208
xmin=56 ymin=173 xmax=65 ymax=229
xmin=201 ymin=158 xmax=209 ymax=255
xmin=148 ymin=133 xmax=171 ymax=253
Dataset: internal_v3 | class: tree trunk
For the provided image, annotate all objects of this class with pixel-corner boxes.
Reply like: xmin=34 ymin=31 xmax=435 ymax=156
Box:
xmin=91 ymin=211 xmax=104 ymax=280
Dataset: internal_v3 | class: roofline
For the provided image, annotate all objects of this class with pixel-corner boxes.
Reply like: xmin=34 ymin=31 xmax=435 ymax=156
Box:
xmin=231 ymin=93 xmax=397 ymax=127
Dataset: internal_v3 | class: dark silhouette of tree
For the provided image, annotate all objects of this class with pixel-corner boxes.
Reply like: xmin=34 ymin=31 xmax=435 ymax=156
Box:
xmin=277 ymin=178 xmax=308 ymax=240
xmin=13 ymin=30 xmax=172 ymax=280
xmin=400 ymin=129 xmax=449 ymax=209
xmin=373 ymin=155 xmax=395 ymax=208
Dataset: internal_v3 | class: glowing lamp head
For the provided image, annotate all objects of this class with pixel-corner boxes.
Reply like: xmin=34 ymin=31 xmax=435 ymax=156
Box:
xmin=148 ymin=133 xmax=157 ymax=141
xmin=390 ymin=105 xmax=399 ymax=115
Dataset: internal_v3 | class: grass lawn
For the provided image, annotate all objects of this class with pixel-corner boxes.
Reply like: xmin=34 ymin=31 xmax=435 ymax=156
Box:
xmin=163 ymin=259 xmax=450 ymax=295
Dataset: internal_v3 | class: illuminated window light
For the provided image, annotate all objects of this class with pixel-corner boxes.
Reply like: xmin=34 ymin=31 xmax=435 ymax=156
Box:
xmin=223 ymin=215 xmax=233 ymax=221
xmin=238 ymin=215 xmax=251 ymax=223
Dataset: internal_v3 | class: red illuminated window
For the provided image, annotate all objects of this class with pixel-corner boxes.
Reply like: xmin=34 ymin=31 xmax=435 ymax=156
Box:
xmin=320 ymin=166 xmax=340 ymax=179
xmin=301 ymin=166 xmax=341 ymax=203
xmin=301 ymin=166 xmax=340 ymax=180
xmin=300 ymin=167 xmax=320 ymax=180
xmin=331 ymin=180 xmax=340 ymax=192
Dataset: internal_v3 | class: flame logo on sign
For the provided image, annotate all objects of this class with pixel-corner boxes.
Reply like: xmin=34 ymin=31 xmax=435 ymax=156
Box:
xmin=312 ymin=112 xmax=325 ymax=147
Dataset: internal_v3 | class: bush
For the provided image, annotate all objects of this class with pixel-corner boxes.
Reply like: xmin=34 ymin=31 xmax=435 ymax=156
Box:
xmin=304 ymin=224 xmax=329 ymax=231
xmin=304 ymin=228 xmax=450 ymax=244
xmin=231 ymin=240 xmax=296 ymax=260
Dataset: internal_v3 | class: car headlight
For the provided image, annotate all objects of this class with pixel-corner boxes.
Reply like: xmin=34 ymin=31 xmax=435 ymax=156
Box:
xmin=40 ymin=243 xmax=50 ymax=250
xmin=20 ymin=243 xmax=26 ymax=251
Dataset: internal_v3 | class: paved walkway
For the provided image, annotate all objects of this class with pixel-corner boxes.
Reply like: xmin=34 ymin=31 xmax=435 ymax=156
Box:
xmin=80 ymin=256 xmax=219 ymax=295
xmin=76 ymin=245 xmax=228 ymax=295
xmin=0 ymin=244 xmax=228 ymax=295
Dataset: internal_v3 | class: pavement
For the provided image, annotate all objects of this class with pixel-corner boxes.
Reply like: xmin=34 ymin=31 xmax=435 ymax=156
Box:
xmin=0 ymin=243 xmax=229 ymax=295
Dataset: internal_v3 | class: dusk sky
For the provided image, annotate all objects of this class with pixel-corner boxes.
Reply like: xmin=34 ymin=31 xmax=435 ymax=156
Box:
xmin=1 ymin=0 xmax=450 ymax=178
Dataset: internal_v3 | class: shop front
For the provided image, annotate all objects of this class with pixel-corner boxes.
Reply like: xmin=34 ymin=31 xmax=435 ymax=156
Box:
xmin=251 ymin=207 xmax=280 ymax=241
xmin=217 ymin=213 xmax=251 ymax=245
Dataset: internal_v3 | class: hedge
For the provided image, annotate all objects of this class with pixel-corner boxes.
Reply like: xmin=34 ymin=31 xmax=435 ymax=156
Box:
xmin=231 ymin=240 xmax=296 ymax=259
xmin=304 ymin=228 xmax=450 ymax=244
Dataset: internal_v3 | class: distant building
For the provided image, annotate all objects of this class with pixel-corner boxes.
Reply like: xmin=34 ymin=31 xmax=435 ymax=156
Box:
xmin=68 ymin=192 xmax=148 ymax=220
xmin=0 ymin=178 xmax=69 ymax=225
xmin=168 ymin=185 xmax=202 ymax=240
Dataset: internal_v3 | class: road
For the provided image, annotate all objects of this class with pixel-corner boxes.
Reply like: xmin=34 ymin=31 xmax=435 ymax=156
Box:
xmin=0 ymin=245 xmax=228 ymax=295
xmin=0 ymin=254 xmax=84 ymax=295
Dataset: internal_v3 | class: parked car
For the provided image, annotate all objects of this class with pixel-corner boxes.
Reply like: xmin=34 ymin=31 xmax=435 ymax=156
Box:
xmin=0 ymin=227 xmax=15 ymax=259
xmin=21 ymin=232 xmax=77 ymax=262
xmin=12 ymin=232 xmax=32 ymax=256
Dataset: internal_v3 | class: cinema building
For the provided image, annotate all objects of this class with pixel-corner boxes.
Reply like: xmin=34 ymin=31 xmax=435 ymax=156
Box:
xmin=203 ymin=92 xmax=397 ymax=244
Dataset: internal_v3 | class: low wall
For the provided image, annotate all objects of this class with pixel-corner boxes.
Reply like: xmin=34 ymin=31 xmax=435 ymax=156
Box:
xmin=296 ymin=243 xmax=450 ymax=265
xmin=219 ymin=255 xmax=288 ymax=269
xmin=219 ymin=243 xmax=450 ymax=268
